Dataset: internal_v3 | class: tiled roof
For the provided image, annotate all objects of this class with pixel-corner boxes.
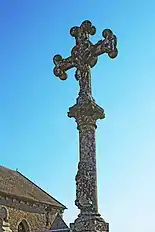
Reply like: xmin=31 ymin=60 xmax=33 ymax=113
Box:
xmin=0 ymin=165 xmax=66 ymax=209
xmin=50 ymin=214 xmax=69 ymax=230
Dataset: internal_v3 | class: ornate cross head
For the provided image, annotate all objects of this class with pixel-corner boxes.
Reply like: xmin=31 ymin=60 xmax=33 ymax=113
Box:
xmin=53 ymin=20 xmax=118 ymax=80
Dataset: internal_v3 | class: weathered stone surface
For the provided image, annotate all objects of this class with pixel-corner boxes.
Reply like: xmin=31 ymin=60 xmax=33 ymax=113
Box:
xmin=0 ymin=201 xmax=60 ymax=232
xmin=53 ymin=20 xmax=118 ymax=81
xmin=0 ymin=166 xmax=67 ymax=232
xmin=73 ymin=214 xmax=109 ymax=232
xmin=0 ymin=166 xmax=66 ymax=210
xmin=8 ymin=206 xmax=46 ymax=232
xmin=53 ymin=20 xmax=118 ymax=232
xmin=68 ymin=76 xmax=105 ymax=216
xmin=68 ymin=94 xmax=109 ymax=231
xmin=0 ymin=221 xmax=12 ymax=232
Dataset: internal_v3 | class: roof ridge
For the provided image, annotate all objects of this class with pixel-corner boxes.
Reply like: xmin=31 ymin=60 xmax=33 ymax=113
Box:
xmin=0 ymin=165 xmax=19 ymax=175
xmin=17 ymin=171 xmax=66 ymax=209
xmin=0 ymin=165 xmax=67 ymax=209
xmin=0 ymin=165 xmax=16 ymax=171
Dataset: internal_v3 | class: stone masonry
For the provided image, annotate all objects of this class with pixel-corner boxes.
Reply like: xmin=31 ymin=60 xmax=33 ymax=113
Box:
xmin=0 ymin=166 xmax=66 ymax=232
xmin=53 ymin=20 xmax=118 ymax=232
xmin=0 ymin=193 xmax=61 ymax=232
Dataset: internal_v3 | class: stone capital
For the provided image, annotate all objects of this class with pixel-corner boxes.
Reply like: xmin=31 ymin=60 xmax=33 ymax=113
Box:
xmin=68 ymin=100 xmax=105 ymax=129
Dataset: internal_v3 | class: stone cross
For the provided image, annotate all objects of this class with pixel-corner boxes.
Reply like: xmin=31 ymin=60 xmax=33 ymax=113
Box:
xmin=53 ymin=20 xmax=118 ymax=232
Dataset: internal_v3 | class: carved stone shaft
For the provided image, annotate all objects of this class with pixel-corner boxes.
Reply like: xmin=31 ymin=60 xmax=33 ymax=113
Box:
xmin=76 ymin=122 xmax=98 ymax=213
xmin=68 ymin=67 xmax=107 ymax=231
xmin=68 ymin=98 xmax=109 ymax=232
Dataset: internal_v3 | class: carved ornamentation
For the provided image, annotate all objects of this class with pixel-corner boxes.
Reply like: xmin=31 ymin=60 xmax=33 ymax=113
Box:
xmin=0 ymin=195 xmax=59 ymax=215
xmin=53 ymin=20 xmax=118 ymax=81
xmin=53 ymin=20 xmax=118 ymax=232
xmin=73 ymin=215 xmax=109 ymax=232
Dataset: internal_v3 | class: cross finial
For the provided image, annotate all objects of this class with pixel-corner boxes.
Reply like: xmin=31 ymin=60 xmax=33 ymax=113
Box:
xmin=70 ymin=20 xmax=96 ymax=43
xmin=53 ymin=20 xmax=118 ymax=81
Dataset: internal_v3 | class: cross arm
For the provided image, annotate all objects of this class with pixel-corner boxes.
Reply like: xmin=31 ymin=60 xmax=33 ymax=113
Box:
xmin=53 ymin=55 xmax=75 ymax=80
xmin=69 ymin=28 xmax=118 ymax=69
xmin=86 ymin=29 xmax=118 ymax=65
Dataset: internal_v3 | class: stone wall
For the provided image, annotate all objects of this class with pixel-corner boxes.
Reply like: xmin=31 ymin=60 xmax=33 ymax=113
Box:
xmin=0 ymin=198 xmax=60 ymax=232
xmin=8 ymin=206 xmax=46 ymax=232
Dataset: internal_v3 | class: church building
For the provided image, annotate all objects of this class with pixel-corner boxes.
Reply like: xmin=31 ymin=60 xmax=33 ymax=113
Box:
xmin=0 ymin=166 xmax=70 ymax=232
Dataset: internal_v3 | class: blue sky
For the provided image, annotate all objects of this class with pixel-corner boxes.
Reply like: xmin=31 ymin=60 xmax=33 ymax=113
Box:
xmin=0 ymin=1 xmax=155 ymax=231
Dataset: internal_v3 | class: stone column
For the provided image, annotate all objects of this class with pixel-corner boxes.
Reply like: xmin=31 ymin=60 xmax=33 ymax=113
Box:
xmin=68 ymin=68 xmax=108 ymax=232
